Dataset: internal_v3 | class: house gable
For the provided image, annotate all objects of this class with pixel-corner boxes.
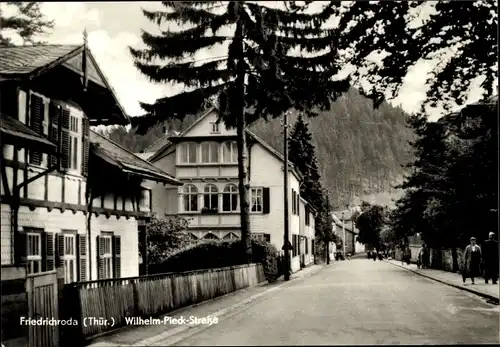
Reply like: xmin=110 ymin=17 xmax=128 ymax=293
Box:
xmin=181 ymin=108 xmax=237 ymax=138
xmin=63 ymin=51 xmax=106 ymax=87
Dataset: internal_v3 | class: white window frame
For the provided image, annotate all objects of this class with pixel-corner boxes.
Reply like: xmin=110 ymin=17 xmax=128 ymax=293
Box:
xmin=26 ymin=232 xmax=42 ymax=274
xmin=250 ymin=187 xmax=263 ymax=213
xmin=203 ymin=184 xmax=218 ymax=210
xmin=66 ymin=107 xmax=82 ymax=174
xmin=63 ymin=234 xmax=77 ymax=284
xmin=210 ymin=121 xmax=220 ymax=133
xmin=200 ymin=142 xmax=219 ymax=164
xmin=222 ymin=184 xmax=239 ymax=212
xmin=183 ymin=184 xmax=198 ymax=212
xmin=222 ymin=141 xmax=238 ymax=163
xmin=179 ymin=142 xmax=197 ymax=164
xmin=101 ymin=234 xmax=113 ymax=280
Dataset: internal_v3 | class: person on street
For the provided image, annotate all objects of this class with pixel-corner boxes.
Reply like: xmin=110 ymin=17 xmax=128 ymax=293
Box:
xmin=483 ymin=232 xmax=498 ymax=284
xmin=372 ymin=251 xmax=377 ymax=261
xmin=367 ymin=251 xmax=371 ymax=259
xmin=402 ymin=246 xmax=411 ymax=266
xmin=462 ymin=237 xmax=482 ymax=285
xmin=417 ymin=244 xmax=429 ymax=269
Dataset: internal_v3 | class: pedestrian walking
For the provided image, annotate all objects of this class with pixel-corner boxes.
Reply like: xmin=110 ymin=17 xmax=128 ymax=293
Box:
xmin=482 ymin=232 xmax=498 ymax=284
xmin=367 ymin=251 xmax=371 ymax=259
xmin=372 ymin=251 xmax=377 ymax=261
xmin=462 ymin=237 xmax=482 ymax=285
xmin=402 ymin=246 xmax=411 ymax=266
xmin=417 ymin=244 xmax=429 ymax=269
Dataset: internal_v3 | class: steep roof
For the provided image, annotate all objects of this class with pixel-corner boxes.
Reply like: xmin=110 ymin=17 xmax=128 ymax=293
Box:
xmin=0 ymin=45 xmax=80 ymax=75
xmin=0 ymin=44 xmax=129 ymax=126
xmin=90 ymin=131 xmax=181 ymax=185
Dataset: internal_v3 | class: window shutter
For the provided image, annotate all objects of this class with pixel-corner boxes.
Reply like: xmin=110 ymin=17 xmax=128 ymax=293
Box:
xmin=77 ymin=234 xmax=87 ymax=281
xmin=81 ymin=117 xmax=90 ymax=176
xmin=113 ymin=235 xmax=121 ymax=279
xmin=29 ymin=94 xmax=44 ymax=166
xmin=97 ymin=236 xmax=104 ymax=279
xmin=60 ymin=108 xmax=71 ymax=170
xmin=262 ymin=188 xmax=270 ymax=214
xmin=14 ymin=232 xmax=27 ymax=265
xmin=56 ymin=234 xmax=64 ymax=268
xmin=43 ymin=232 xmax=55 ymax=272
xmin=48 ymin=102 xmax=61 ymax=167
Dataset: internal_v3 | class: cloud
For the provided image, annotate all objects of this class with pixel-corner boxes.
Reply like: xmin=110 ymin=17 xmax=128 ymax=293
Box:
xmin=40 ymin=3 xmax=101 ymax=29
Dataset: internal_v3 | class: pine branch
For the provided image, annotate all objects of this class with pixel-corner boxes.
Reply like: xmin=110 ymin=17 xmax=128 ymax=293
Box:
xmin=142 ymin=4 xmax=223 ymax=26
xmin=133 ymin=58 xmax=231 ymax=87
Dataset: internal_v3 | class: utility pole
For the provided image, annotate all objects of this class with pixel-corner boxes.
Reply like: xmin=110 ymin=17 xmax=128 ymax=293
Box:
xmin=282 ymin=110 xmax=291 ymax=281
xmin=342 ymin=211 xmax=346 ymax=259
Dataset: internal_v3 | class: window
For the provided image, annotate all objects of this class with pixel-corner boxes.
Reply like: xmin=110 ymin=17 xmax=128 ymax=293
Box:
xmin=27 ymin=232 xmax=42 ymax=274
xmin=251 ymin=233 xmax=270 ymax=242
xmin=200 ymin=142 xmax=219 ymax=163
xmin=305 ymin=207 xmax=310 ymax=226
xmin=63 ymin=234 xmax=77 ymax=284
xmin=101 ymin=235 xmax=113 ymax=279
xmin=203 ymin=233 xmax=219 ymax=240
xmin=306 ymin=238 xmax=309 ymax=254
xmin=97 ymin=233 xmax=121 ymax=280
xmin=210 ymin=122 xmax=220 ymax=133
xmin=222 ymin=141 xmax=238 ymax=163
xmin=222 ymin=184 xmax=238 ymax=212
xmin=291 ymin=190 xmax=296 ymax=215
xmin=183 ymin=184 xmax=198 ymax=212
xmin=292 ymin=235 xmax=297 ymax=257
xmin=179 ymin=142 xmax=197 ymax=164
xmin=251 ymin=188 xmax=263 ymax=212
xmin=60 ymin=107 xmax=82 ymax=173
xmin=203 ymin=184 xmax=218 ymax=210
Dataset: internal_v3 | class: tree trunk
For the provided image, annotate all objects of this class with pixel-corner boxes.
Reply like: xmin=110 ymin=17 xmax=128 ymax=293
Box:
xmin=234 ymin=15 xmax=252 ymax=263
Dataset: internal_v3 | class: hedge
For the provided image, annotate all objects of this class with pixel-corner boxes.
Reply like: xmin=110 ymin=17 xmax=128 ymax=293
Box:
xmin=148 ymin=239 xmax=281 ymax=282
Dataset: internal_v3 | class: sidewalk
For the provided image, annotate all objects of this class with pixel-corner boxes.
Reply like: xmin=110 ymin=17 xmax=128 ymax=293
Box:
xmin=385 ymin=259 xmax=499 ymax=303
xmin=88 ymin=263 xmax=327 ymax=347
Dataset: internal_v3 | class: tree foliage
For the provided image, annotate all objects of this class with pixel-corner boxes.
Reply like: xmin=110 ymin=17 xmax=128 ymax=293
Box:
xmin=140 ymin=216 xmax=194 ymax=265
xmin=355 ymin=203 xmax=386 ymax=250
xmin=333 ymin=0 xmax=498 ymax=110
xmin=0 ymin=2 xmax=54 ymax=46
xmin=389 ymin=96 xmax=498 ymax=249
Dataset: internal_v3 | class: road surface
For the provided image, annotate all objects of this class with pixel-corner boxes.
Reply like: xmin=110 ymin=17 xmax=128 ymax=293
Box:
xmin=167 ymin=259 xmax=499 ymax=345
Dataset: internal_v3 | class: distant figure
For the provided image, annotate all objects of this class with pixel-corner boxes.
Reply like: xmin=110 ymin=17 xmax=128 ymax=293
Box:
xmin=483 ymin=232 xmax=498 ymax=284
xmin=367 ymin=251 xmax=371 ymax=259
xmin=417 ymin=244 xmax=429 ymax=269
xmin=377 ymin=252 xmax=383 ymax=261
xmin=372 ymin=251 xmax=377 ymax=261
xmin=462 ymin=237 xmax=482 ymax=285
xmin=402 ymin=246 xmax=411 ymax=266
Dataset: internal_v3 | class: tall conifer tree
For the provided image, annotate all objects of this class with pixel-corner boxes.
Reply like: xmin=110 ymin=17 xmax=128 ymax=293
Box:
xmin=130 ymin=2 xmax=350 ymax=262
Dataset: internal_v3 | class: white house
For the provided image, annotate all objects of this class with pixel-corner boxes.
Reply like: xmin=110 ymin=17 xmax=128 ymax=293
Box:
xmin=0 ymin=44 xmax=181 ymax=282
xmin=145 ymin=107 xmax=317 ymax=272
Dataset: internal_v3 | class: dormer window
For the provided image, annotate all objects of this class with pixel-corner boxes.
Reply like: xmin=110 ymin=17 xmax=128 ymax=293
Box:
xmin=210 ymin=121 xmax=220 ymax=133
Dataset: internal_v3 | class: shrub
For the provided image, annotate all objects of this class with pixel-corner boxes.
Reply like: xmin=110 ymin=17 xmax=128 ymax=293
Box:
xmin=148 ymin=239 xmax=280 ymax=282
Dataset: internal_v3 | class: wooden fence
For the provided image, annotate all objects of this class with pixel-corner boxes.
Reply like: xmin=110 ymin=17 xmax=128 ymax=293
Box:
xmin=64 ymin=263 xmax=265 ymax=341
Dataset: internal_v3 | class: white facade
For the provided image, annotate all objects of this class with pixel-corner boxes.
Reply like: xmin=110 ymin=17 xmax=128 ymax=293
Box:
xmin=148 ymin=108 xmax=316 ymax=272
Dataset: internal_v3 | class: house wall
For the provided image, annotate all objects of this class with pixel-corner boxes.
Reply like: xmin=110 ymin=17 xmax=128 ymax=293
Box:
xmin=0 ymin=86 xmax=149 ymax=280
xmin=0 ymin=204 xmax=139 ymax=278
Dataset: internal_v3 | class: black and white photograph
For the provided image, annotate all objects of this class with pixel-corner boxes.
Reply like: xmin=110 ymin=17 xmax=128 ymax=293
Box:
xmin=0 ymin=1 xmax=498 ymax=346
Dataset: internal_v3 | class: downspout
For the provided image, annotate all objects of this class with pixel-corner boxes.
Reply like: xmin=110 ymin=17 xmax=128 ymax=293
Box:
xmin=12 ymin=164 xmax=58 ymax=263
xmin=86 ymin=186 xmax=94 ymax=280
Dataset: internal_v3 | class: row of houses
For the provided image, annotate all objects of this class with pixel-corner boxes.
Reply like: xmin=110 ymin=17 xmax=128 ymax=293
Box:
xmin=1 ymin=43 xmax=319 ymax=345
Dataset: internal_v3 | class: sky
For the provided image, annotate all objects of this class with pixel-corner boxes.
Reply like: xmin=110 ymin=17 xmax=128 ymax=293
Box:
xmin=0 ymin=2 xmax=492 ymax=122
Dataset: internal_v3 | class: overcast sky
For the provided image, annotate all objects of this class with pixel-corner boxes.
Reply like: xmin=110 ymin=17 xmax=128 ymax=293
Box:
xmin=1 ymin=2 xmax=491 ymax=121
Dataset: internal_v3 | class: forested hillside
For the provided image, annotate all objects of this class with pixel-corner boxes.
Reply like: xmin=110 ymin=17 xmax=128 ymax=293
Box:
xmin=100 ymin=89 xmax=415 ymax=209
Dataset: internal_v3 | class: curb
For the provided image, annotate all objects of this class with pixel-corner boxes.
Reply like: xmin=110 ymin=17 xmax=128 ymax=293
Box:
xmin=384 ymin=260 xmax=499 ymax=304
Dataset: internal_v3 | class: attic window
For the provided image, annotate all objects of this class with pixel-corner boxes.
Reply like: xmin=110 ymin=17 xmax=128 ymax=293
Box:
xmin=210 ymin=122 xmax=220 ymax=133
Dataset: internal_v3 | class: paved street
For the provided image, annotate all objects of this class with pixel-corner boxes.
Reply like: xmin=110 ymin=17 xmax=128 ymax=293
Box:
xmin=165 ymin=259 xmax=499 ymax=345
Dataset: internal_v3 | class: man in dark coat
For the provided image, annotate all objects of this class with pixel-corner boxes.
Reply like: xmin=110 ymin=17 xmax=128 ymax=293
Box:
xmin=483 ymin=232 xmax=498 ymax=284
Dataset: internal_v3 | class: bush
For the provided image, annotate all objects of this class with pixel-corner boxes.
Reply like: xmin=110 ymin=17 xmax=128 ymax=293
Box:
xmin=148 ymin=239 xmax=280 ymax=282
